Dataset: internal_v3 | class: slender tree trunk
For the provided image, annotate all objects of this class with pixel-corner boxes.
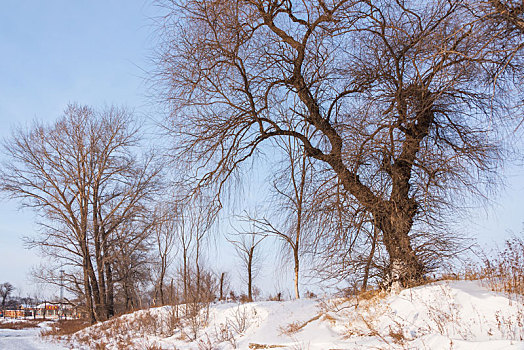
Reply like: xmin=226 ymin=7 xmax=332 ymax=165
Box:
xmin=92 ymin=193 xmax=107 ymax=321
xmin=85 ymin=255 xmax=103 ymax=320
xmin=183 ymin=249 xmax=188 ymax=305
xmin=104 ymin=261 xmax=114 ymax=318
xmin=195 ymin=234 xmax=202 ymax=303
xmin=247 ymin=247 xmax=254 ymax=302
xmin=99 ymin=222 xmax=114 ymax=318
xmin=159 ymin=264 xmax=166 ymax=305
xmin=80 ymin=239 xmax=96 ymax=324
xmin=94 ymin=251 xmax=107 ymax=320
xmin=170 ymin=279 xmax=174 ymax=306
xmin=219 ymin=272 xmax=225 ymax=301
xmin=293 ymin=248 xmax=300 ymax=299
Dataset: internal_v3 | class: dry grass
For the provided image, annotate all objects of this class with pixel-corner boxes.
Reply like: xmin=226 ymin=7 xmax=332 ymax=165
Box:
xmin=248 ymin=343 xmax=286 ymax=349
xmin=0 ymin=320 xmax=41 ymax=329
xmin=279 ymin=321 xmax=303 ymax=335
xmin=388 ymin=325 xmax=406 ymax=345
xmin=64 ymin=307 xmax=183 ymax=349
xmin=357 ymin=289 xmax=380 ymax=301
xmin=279 ymin=314 xmax=322 ymax=336
xmin=40 ymin=319 xmax=90 ymax=337
xmin=451 ymin=236 xmax=524 ymax=296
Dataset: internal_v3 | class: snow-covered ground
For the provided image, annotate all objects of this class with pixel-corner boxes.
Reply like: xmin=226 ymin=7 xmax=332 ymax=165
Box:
xmin=0 ymin=321 xmax=67 ymax=350
xmin=65 ymin=280 xmax=524 ymax=349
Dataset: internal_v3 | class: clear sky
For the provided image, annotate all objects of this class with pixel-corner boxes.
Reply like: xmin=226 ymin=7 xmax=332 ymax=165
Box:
xmin=0 ymin=1 xmax=522 ymax=298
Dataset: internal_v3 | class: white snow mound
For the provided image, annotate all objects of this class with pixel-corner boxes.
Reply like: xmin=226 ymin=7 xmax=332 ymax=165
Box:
xmin=68 ymin=280 xmax=524 ymax=349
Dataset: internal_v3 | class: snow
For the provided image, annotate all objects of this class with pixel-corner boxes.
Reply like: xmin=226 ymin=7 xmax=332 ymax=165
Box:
xmin=0 ymin=321 xmax=67 ymax=350
xmin=66 ymin=280 xmax=524 ymax=349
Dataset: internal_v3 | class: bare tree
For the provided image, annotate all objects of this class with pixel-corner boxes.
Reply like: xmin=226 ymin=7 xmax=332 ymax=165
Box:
xmin=228 ymin=226 xmax=266 ymax=302
xmin=249 ymin=131 xmax=314 ymax=299
xmin=1 ymin=104 xmax=160 ymax=323
xmin=111 ymin=215 xmax=156 ymax=313
xmin=0 ymin=282 xmax=15 ymax=317
xmin=151 ymin=203 xmax=178 ymax=305
xmin=154 ymin=0 xmax=519 ymax=287
xmin=172 ymin=196 xmax=214 ymax=306
xmin=274 ymin=129 xmax=315 ymax=299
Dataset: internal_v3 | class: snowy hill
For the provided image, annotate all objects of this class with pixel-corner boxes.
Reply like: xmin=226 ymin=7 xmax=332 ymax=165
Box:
xmin=66 ymin=280 xmax=524 ymax=349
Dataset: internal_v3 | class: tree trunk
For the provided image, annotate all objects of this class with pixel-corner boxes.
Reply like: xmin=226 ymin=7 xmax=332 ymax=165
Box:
xmin=83 ymin=265 xmax=96 ymax=324
xmin=376 ymin=208 xmax=423 ymax=288
xmin=80 ymin=241 xmax=97 ymax=324
xmin=102 ymin=222 xmax=114 ymax=318
xmin=219 ymin=272 xmax=225 ymax=301
xmin=293 ymin=248 xmax=300 ymax=299
xmin=87 ymin=262 xmax=103 ymax=320
xmin=104 ymin=261 xmax=114 ymax=318
xmin=159 ymin=266 xmax=165 ymax=305
xmin=247 ymin=247 xmax=254 ymax=302
xmin=92 ymin=193 xmax=107 ymax=321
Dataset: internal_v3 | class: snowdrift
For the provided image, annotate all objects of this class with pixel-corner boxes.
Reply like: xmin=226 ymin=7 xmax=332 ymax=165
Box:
xmin=67 ymin=280 xmax=524 ymax=349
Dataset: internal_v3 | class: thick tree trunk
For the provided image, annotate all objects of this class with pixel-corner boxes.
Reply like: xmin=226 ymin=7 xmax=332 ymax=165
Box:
xmin=376 ymin=207 xmax=424 ymax=288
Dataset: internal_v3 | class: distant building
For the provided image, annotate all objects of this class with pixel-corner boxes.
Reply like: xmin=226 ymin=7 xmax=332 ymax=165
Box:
xmin=2 ymin=302 xmax=80 ymax=319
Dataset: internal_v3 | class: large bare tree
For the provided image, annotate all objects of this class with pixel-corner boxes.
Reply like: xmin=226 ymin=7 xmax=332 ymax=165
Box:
xmin=155 ymin=0 xmax=518 ymax=287
xmin=1 ymin=104 xmax=160 ymax=323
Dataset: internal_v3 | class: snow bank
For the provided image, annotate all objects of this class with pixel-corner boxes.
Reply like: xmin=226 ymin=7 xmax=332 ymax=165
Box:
xmin=67 ymin=280 xmax=524 ymax=349
xmin=0 ymin=321 xmax=67 ymax=350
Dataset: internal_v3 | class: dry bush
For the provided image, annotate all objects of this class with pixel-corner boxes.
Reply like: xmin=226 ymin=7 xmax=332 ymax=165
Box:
xmin=0 ymin=320 xmax=41 ymax=330
xmin=239 ymin=294 xmax=252 ymax=303
xmin=304 ymin=291 xmax=317 ymax=299
xmin=212 ymin=305 xmax=258 ymax=348
xmin=228 ymin=305 xmax=251 ymax=334
xmin=182 ymin=302 xmax=211 ymax=341
xmin=267 ymin=293 xmax=282 ymax=302
xmin=279 ymin=321 xmax=302 ymax=336
xmin=214 ymin=323 xmax=236 ymax=348
xmin=197 ymin=333 xmax=217 ymax=350
xmin=388 ymin=325 xmax=406 ymax=345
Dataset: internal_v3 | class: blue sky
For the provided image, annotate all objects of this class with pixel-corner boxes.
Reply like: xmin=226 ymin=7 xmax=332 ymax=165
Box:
xmin=0 ymin=1 xmax=522 ymax=298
